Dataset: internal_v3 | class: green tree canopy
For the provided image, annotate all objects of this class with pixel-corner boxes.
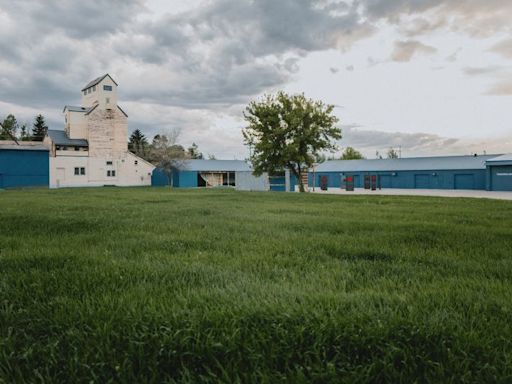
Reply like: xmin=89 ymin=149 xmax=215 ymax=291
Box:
xmin=340 ymin=147 xmax=365 ymax=160
xmin=32 ymin=114 xmax=48 ymax=141
xmin=387 ymin=148 xmax=399 ymax=159
xmin=187 ymin=142 xmax=203 ymax=159
xmin=0 ymin=114 xmax=20 ymax=141
xmin=128 ymin=129 xmax=149 ymax=159
xmin=243 ymin=92 xmax=341 ymax=192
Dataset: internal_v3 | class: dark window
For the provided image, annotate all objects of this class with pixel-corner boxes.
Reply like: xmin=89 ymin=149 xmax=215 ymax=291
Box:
xmin=112 ymin=170 xmax=116 ymax=177
xmin=74 ymin=167 xmax=79 ymax=175
xmin=80 ymin=167 xmax=85 ymax=175
xmin=106 ymin=161 xmax=113 ymax=165
xmin=134 ymin=160 xmax=138 ymax=165
xmin=92 ymin=86 xmax=96 ymax=92
xmin=75 ymin=147 xmax=79 ymax=151
xmin=103 ymin=85 xmax=113 ymax=91
xmin=107 ymin=170 xmax=111 ymax=177
xmin=83 ymin=91 xmax=86 ymax=96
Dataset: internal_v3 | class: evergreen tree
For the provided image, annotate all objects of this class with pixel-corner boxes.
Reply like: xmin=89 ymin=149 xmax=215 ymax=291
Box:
xmin=128 ymin=129 xmax=149 ymax=158
xmin=32 ymin=114 xmax=48 ymax=141
xmin=20 ymin=124 xmax=30 ymax=141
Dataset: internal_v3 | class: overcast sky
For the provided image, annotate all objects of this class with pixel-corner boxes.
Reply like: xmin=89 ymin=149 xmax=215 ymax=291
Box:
xmin=0 ymin=0 xmax=511 ymax=158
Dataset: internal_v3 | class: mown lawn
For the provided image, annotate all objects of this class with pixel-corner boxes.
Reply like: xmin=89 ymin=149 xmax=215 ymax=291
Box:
xmin=0 ymin=187 xmax=511 ymax=383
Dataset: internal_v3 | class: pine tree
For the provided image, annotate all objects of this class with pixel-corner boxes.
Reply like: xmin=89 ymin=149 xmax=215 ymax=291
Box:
xmin=32 ymin=114 xmax=48 ymax=141
xmin=128 ymin=129 xmax=149 ymax=158
xmin=20 ymin=124 xmax=30 ymax=141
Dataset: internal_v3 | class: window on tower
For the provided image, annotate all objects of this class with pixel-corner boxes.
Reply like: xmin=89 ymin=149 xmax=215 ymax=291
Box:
xmin=103 ymin=85 xmax=113 ymax=91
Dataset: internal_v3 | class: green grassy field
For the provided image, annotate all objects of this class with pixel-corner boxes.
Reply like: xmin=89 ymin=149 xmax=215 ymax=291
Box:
xmin=1 ymin=188 xmax=511 ymax=383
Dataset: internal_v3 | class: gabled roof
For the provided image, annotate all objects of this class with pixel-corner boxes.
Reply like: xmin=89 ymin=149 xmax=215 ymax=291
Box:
xmin=182 ymin=160 xmax=252 ymax=172
xmin=316 ymin=155 xmax=501 ymax=173
xmin=84 ymin=104 xmax=99 ymax=116
xmin=117 ymin=105 xmax=128 ymax=117
xmin=63 ymin=105 xmax=92 ymax=113
xmin=46 ymin=130 xmax=88 ymax=147
xmin=81 ymin=74 xmax=118 ymax=91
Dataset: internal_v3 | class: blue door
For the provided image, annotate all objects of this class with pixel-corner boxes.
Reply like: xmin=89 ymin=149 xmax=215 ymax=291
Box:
xmin=491 ymin=166 xmax=512 ymax=191
xmin=414 ymin=174 xmax=430 ymax=189
xmin=454 ymin=174 xmax=474 ymax=190
xmin=379 ymin=175 xmax=392 ymax=188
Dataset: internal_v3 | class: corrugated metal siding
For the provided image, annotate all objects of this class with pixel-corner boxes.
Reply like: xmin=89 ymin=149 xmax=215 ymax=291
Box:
xmin=309 ymin=170 xmax=487 ymax=190
xmin=0 ymin=148 xmax=49 ymax=188
xmin=489 ymin=165 xmax=512 ymax=191
xmin=181 ymin=160 xmax=252 ymax=172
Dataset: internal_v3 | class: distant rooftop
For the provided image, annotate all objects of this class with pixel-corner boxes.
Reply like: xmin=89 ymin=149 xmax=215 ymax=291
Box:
xmin=486 ymin=154 xmax=512 ymax=163
xmin=182 ymin=160 xmax=252 ymax=172
xmin=47 ymin=130 xmax=88 ymax=147
xmin=63 ymin=105 xmax=93 ymax=113
xmin=316 ymin=154 xmax=501 ymax=172
xmin=81 ymin=74 xmax=118 ymax=91
xmin=0 ymin=141 xmax=48 ymax=151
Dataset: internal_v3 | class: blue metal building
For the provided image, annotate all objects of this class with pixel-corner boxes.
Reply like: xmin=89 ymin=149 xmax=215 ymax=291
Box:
xmin=310 ymin=154 xmax=512 ymax=191
xmin=0 ymin=143 xmax=49 ymax=188
xmin=486 ymin=154 xmax=512 ymax=191
xmin=152 ymin=160 xmax=270 ymax=190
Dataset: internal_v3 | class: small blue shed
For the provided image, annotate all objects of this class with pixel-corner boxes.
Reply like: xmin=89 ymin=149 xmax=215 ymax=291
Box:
xmin=0 ymin=142 xmax=49 ymax=188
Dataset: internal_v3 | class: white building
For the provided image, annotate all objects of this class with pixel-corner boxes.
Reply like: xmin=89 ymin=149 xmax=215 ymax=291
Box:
xmin=44 ymin=74 xmax=154 ymax=188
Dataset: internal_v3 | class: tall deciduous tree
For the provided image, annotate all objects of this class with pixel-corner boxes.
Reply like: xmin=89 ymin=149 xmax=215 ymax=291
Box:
xmin=32 ymin=114 xmax=48 ymax=141
xmin=243 ymin=92 xmax=341 ymax=192
xmin=128 ymin=129 xmax=149 ymax=158
xmin=150 ymin=128 xmax=188 ymax=187
xmin=340 ymin=147 xmax=365 ymax=160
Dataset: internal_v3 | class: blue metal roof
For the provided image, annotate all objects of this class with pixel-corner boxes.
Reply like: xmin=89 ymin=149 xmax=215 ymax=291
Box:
xmin=486 ymin=154 xmax=512 ymax=164
xmin=0 ymin=142 xmax=48 ymax=151
xmin=182 ymin=160 xmax=252 ymax=172
xmin=316 ymin=155 xmax=500 ymax=172
xmin=47 ymin=130 xmax=88 ymax=147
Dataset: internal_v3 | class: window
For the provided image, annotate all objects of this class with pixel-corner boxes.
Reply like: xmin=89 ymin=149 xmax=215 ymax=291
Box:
xmin=83 ymin=91 xmax=86 ymax=96
xmin=107 ymin=170 xmax=111 ymax=177
xmin=107 ymin=170 xmax=116 ymax=177
xmin=134 ymin=160 xmax=138 ymax=165
xmin=112 ymin=170 xmax=116 ymax=177
xmin=103 ymin=85 xmax=113 ymax=91
xmin=106 ymin=161 xmax=113 ymax=165
xmin=106 ymin=97 xmax=110 ymax=104
xmin=75 ymin=167 xmax=85 ymax=175
xmin=92 ymin=86 xmax=96 ymax=92
xmin=74 ymin=147 xmax=80 ymax=151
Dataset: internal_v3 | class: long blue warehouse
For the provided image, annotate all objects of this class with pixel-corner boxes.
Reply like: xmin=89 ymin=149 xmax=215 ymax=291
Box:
xmin=0 ymin=143 xmax=49 ymax=188
xmin=310 ymin=154 xmax=512 ymax=191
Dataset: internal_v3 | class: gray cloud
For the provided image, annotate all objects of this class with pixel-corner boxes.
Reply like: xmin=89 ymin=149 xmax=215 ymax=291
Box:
xmin=491 ymin=38 xmax=512 ymax=59
xmin=339 ymin=125 xmax=510 ymax=157
xmin=391 ymin=40 xmax=437 ymax=62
